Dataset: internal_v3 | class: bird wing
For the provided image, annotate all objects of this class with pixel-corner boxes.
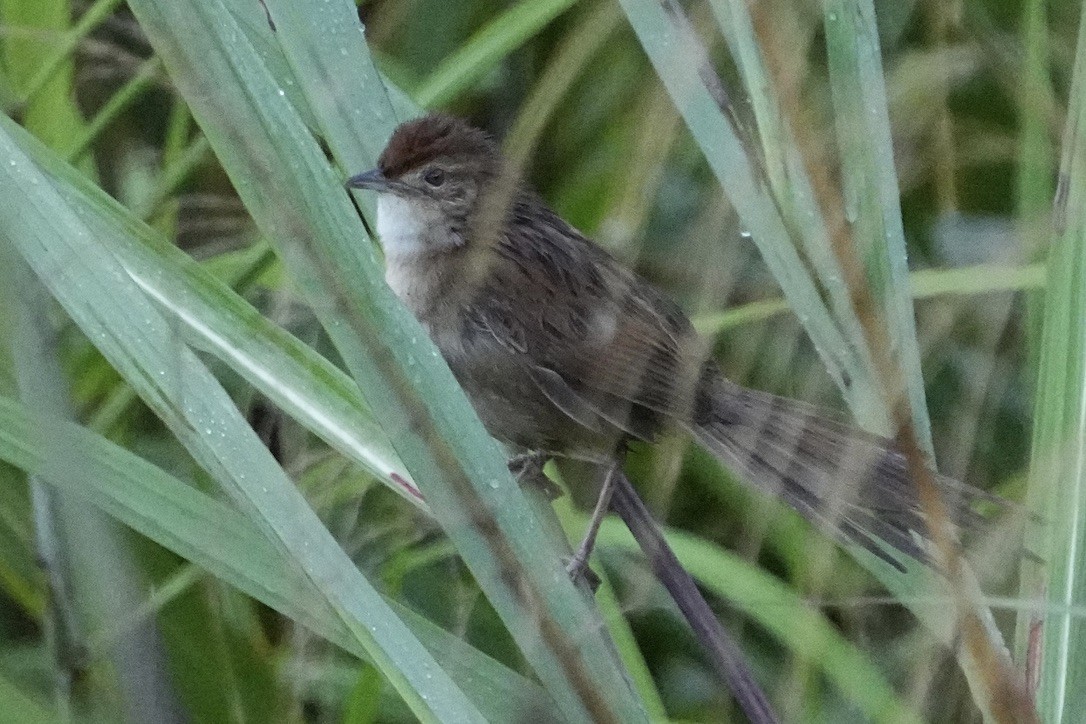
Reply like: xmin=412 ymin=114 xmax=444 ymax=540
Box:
xmin=469 ymin=207 xmax=711 ymax=439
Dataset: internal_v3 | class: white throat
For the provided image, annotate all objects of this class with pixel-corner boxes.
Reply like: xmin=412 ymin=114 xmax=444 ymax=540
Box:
xmin=376 ymin=194 xmax=439 ymax=257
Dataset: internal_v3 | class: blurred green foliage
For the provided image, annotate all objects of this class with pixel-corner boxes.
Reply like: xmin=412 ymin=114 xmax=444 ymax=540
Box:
xmin=0 ymin=0 xmax=1075 ymax=720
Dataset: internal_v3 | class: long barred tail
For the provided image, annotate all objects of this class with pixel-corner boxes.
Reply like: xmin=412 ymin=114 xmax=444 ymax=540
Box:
xmin=685 ymin=377 xmax=989 ymax=569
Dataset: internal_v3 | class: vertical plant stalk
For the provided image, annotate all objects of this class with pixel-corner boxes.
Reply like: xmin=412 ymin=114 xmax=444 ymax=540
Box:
xmin=1014 ymin=0 xmax=1056 ymax=420
xmin=1012 ymin=0 xmax=1055 ymax=684
xmin=17 ymin=307 xmax=80 ymax=720
xmin=821 ymin=1 xmax=1034 ymax=720
xmin=3 ymin=251 xmax=187 ymax=724
xmin=29 ymin=486 xmax=72 ymax=711
xmin=0 ymin=258 xmax=80 ymax=714
xmin=610 ymin=472 xmax=780 ymax=724
xmin=1018 ymin=2 xmax=1086 ymax=720
xmin=822 ymin=0 xmax=933 ymax=454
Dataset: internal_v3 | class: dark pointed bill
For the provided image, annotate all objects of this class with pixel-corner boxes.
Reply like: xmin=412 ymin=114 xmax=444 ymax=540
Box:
xmin=345 ymin=167 xmax=391 ymax=192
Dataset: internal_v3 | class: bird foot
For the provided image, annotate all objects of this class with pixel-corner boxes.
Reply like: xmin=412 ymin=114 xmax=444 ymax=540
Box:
xmin=507 ymin=452 xmax=561 ymax=500
xmin=563 ymin=454 xmax=624 ymax=596
xmin=563 ymin=555 xmax=601 ymax=593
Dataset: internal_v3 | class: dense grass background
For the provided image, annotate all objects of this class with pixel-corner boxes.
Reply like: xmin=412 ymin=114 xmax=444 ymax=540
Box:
xmin=0 ymin=0 xmax=1079 ymax=721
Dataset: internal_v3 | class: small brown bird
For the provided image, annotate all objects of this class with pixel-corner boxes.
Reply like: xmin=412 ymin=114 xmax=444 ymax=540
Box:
xmin=347 ymin=114 xmax=983 ymax=572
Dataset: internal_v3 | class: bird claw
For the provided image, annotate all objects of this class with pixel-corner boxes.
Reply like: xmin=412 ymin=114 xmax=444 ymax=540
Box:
xmin=507 ymin=452 xmax=561 ymax=500
xmin=563 ymin=555 xmax=601 ymax=594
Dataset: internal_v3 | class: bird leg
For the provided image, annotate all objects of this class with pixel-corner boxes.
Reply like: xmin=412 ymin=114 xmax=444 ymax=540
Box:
xmin=566 ymin=452 xmax=625 ymax=591
xmin=507 ymin=451 xmax=560 ymax=500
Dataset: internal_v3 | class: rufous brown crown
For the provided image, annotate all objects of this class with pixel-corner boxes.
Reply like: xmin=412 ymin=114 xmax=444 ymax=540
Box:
xmin=378 ymin=114 xmax=498 ymax=179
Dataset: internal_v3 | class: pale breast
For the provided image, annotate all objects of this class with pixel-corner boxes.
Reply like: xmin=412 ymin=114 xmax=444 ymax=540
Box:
xmin=376 ymin=194 xmax=435 ymax=256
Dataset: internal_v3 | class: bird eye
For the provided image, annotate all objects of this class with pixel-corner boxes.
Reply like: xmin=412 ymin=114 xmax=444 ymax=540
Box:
xmin=423 ymin=167 xmax=446 ymax=187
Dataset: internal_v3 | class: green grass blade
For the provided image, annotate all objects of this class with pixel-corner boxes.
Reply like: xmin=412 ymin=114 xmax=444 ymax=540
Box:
xmin=821 ymin=0 xmax=932 ymax=453
xmin=1 ymin=2 xmax=187 ymax=718
xmin=1016 ymin=0 xmax=1056 ymax=395
xmin=692 ymin=263 xmax=1046 ymax=336
xmin=250 ymin=0 xmax=400 ymax=229
xmin=413 ymin=0 xmax=578 ymax=108
xmin=0 ymin=672 xmax=57 ymax=724
xmin=1015 ymin=0 xmax=1056 ymax=249
xmin=705 ymin=0 xmax=878 ymax=402
xmin=238 ymin=2 xmax=402 ymax=171
xmin=65 ymin=56 xmax=162 ymax=164
xmin=1018 ymin=3 xmax=1086 ymax=719
xmin=0 ymin=120 xmax=484 ymax=723
xmin=552 ymin=495 xmax=668 ymax=720
xmin=126 ymin=0 xmax=645 ymax=720
xmin=0 ymin=113 xmax=418 ymax=507
xmin=622 ymin=1 xmax=1021 ymax=714
xmin=3 ymin=239 xmax=89 ymax=722
xmin=616 ymin=0 xmax=883 ymax=425
xmin=0 ymin=493 xmax=41 ymax=619
xmin=0 ymin=394 xmax=548 ymax=722
xmin=589 ymin=516 xmax=920 ymax=724
xmin=0 ymin=271 xmax=46 ymax=622
xmin=223 ymin=3 xmax=321 ymax=133
xmin=18 ymin=0 xmax=124 ymax=108
xmin=0 ymin=0 xmax=86 ymax=156
xmin=503 ymin=1 xmax=623 ymax=169
xmin=592 ymin=572 xmax=668 ymax=721
xmin=822 ymin=3 xmax=1019 ymax=716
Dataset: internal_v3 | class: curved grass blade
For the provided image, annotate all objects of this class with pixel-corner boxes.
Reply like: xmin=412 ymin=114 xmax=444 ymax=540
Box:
xmin=413 ymin=0 xmax=579 ymax=109
xmin=0 ymin=113 xmax=419 ymax=507
xmin=126 ymin=0 xmax=646 ymax=720
xmin=0 ymin=394 xmax=548 ymax=722
xmin=615 ymin=0 xmax=883 ymax=426
xmin=0 ymin=121 xmax=484 ymax=724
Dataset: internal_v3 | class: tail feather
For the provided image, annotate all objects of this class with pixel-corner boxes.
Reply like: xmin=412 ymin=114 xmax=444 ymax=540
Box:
xmin=685 ymin=378 xmax=991 ymax=569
